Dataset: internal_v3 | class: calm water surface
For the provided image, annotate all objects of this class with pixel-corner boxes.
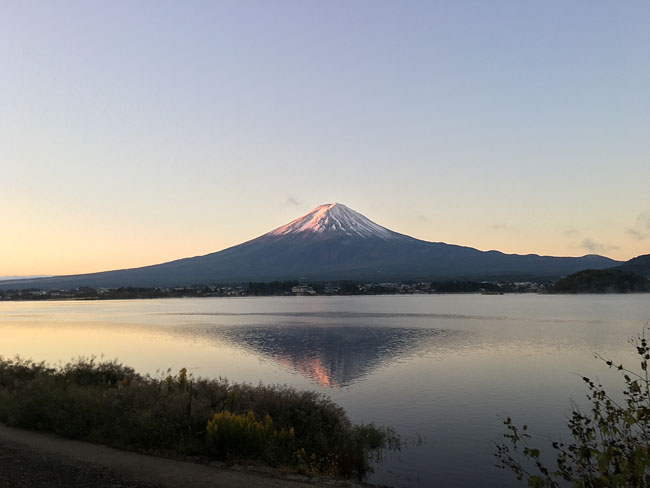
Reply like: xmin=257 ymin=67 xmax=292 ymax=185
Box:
xmin=1 ymin=294 xmax=649 ymax=487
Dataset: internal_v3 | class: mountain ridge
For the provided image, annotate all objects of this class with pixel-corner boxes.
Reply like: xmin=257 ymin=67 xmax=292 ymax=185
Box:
xmin=0 ymin=203 xmax=622 ymax=290
xmin=611 ymin=254 xmax=650 ymax=278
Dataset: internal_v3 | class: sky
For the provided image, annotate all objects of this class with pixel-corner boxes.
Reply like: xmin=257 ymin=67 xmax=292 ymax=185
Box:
xmin=1 ymin=1 xmax=649 ymax=276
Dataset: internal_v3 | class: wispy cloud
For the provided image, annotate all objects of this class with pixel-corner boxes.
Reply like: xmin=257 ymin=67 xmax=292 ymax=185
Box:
xmin=489 ymin=223 xmax=508 ymax=231
xmin=413 ymin=211 xmax=428 ymax=223
xmin=581 ymin=237 xmax=618 ymax=254
xmin=286 ymin=197 xmax=301 ymax=206
xmin=563 ymin=228 xmax=580 ymax=237
xmin=626 ymin=211 xmax=650 ymax=240
xmin=627 ymin=228 xmax=647 ymax=240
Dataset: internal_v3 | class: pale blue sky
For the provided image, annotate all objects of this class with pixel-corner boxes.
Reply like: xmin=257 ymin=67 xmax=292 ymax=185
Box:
xmin=2 ymin=1 xmax=649 ymax=274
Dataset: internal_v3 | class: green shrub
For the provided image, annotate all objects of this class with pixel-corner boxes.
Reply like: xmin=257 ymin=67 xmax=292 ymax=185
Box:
xmin=206 ymin=410 xmax=292 ymax=460
xmin=496 ymin=329 xmax=650 ymax=487
xmin=0 ymin=357 xmax=54 ymax=388
xmin=61 ymin=357 xmax=137 ymax=387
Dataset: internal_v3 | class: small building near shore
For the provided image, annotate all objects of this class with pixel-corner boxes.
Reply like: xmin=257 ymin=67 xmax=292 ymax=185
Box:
xmin=291 ymin=285 xmax=316 ymax=296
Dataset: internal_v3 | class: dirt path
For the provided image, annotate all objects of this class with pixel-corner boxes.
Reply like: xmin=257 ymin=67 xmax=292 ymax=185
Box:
xmin=0 ymin=423 xmax=368 ymax=488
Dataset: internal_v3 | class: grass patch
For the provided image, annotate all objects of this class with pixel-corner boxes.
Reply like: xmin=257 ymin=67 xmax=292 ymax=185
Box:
xmin=0 ymin=356 xmax=396 ymax=479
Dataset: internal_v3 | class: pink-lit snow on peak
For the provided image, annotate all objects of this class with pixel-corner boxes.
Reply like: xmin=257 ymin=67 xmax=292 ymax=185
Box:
xmin=266 ymin=203 xmax=396 ymax=239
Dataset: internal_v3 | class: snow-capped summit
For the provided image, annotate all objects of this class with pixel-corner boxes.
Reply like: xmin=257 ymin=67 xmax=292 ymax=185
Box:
xmin=266 ymin=203 xmax=397 ymax=240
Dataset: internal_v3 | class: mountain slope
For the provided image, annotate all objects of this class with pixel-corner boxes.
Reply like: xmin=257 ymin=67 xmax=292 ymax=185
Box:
xmin=611 ymin=254 xmax=650 ymax=278
xmin=0 ymin=203 xmax=621 ymax=290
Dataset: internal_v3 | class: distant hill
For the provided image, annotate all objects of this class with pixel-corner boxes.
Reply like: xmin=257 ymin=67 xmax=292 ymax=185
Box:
xmin=552 ymin=269 xmax=650 ymax=294
xmin=0 ymin=203 xmax=621 ymax=290
xmin=0 ymin=275 xmax=51 ymax=281
xmin=611 ymin=254 xmax=650 ymax=278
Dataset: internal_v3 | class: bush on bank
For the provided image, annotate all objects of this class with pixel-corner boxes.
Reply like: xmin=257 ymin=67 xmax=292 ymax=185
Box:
xmin=0 ymin=356 xmax=395 ymax=479
xmin=496 ymin=329 xmax=650 ymax=487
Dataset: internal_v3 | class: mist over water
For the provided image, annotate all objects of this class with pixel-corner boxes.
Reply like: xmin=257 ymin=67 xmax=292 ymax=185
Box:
xmin=1 ymin=295 xmax=649 ymax=487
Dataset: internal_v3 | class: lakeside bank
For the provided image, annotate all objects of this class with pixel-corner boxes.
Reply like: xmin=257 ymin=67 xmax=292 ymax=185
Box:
xmin=0 ymin=422 xmax=378 ymax=488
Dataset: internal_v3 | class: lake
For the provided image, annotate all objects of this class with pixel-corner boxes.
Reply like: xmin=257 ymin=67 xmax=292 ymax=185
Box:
xmin=1 ymin=294 xmax=649 ymax=487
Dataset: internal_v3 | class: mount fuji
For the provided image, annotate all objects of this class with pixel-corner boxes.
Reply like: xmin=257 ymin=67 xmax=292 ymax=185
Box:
xmin=1 ymin=203 xmax=620 ymax=289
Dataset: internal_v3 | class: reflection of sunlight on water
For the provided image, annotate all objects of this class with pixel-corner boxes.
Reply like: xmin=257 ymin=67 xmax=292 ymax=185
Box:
xmin=161 ymin=311 xmax=510 ymax=320
xmin=275 ymin=355 xmax=336 ymax=388
xmin=271 ymin=355 xmax=337 ymax=388
xmin=157 ymin=310 xmax=620 ymax=326
xmin=308 ymin=358 xmax=333 ymax=388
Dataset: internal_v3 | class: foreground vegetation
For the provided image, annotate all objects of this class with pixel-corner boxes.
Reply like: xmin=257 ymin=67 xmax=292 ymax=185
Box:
xmin=496 ymin=329 xmax=650 ymax=486
xmin=0 ymin=357 xmax=396 ymax=479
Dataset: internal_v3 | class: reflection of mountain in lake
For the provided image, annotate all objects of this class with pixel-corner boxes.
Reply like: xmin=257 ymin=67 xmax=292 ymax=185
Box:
xmin=214 ymin=326 xmax=453 ymax=388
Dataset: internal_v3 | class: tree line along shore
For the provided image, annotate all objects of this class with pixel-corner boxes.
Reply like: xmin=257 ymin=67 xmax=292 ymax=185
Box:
xmin=2 ymin=268 xmax=649 ymax=302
